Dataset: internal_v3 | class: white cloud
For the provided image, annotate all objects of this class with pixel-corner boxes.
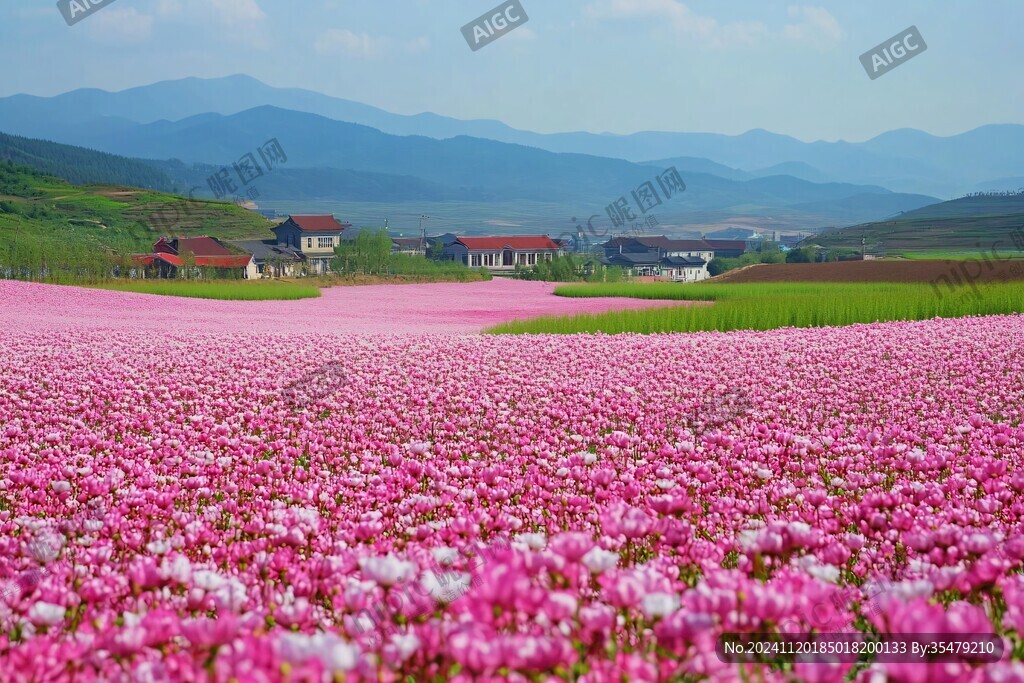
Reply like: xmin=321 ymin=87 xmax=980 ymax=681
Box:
xmin=783 ymin=5 xmax=844 ymax=47
xmin=155 ymin=0 xmax=265 ymax=26
xmin=314 ymin=30 xmax=431 ymax=58
xmin=209 ymin=0 xmax=266 ymax=25
xmin=83 ymin=7 xmax=155 ymax=44
xmin=585 ymin=0 xmax=768 ymax=47
xmin=315 ymin=29 xmax=385 ymax=58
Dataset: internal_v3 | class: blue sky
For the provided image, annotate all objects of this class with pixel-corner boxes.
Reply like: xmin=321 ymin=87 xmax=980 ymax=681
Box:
xmin=2 ymin=0 xmax=1022 ymax=141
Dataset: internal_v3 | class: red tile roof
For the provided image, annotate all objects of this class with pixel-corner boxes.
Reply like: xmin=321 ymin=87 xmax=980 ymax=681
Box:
xmin=283 ymin=215 xmax=349 ymax=232
xmin=175 ymin=237 xmax=234 ymax=257
xmin=455 ymin=236 xmax=561 ymax=251
xmin=194 ymin=255 xmax=254 ymax=268
xmin=132 ymin=253 xmax=184 ymax=267
xmin=153 ymin=236 xmax=234 ymax=257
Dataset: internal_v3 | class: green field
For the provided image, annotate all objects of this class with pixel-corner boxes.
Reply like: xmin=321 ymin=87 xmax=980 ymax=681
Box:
xmin=892 ymin=250 xmax=1024 ymax=260
xmin=486 ymin=281 xmax=1024 ymax=334
xmin=92 ymin=280 xmax=321 ymax=301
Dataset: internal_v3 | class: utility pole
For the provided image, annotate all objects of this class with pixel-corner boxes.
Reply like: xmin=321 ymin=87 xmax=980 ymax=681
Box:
xmin=418 ymin=215 xmax=430 ymax=254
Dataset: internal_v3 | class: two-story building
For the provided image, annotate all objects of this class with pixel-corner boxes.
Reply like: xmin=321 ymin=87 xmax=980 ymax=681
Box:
xmin=442 ymin=235 xmax=563 ymax=273
xmin=271 ymin=215 xmax=351 ymax=275
xmin=600 ymin=236 xmax=715 ymax=282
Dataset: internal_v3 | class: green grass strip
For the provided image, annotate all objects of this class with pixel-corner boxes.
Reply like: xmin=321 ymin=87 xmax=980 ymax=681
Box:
xmin=485 ymin=281 xmax=1024 ymax=335
xmin=91 ymin=280 xmax=321 ymax=301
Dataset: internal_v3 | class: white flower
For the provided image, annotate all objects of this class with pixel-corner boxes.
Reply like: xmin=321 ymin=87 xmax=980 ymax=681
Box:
xmin=51 ymin=481 xmax=72 ymax=493
xmin=582 ymin=547 xmax=619 ymax=574
xmin=192 ymin=569 xmax=227 ymax=592
xmin=430 ymin=547 xmax=459 ymax=567
xmin=146 ymin=539 xmax=172 ymax=555
xmin=656 ymin=479 xmax=676 ymax=490
xmin=514 ymin=532 xmax=547 ymax=551
xmin=641 ymin=593 xmax=680 ymax=619
xmin=360 ymin=555 xmax=415 ymax=586
xmin=160 ymin=555 xmax=192 ymax=584
xmin=583 ymin=453 xmax=598 ymax=465
xmin=28 ymin=601 xmax=66 ymax=626
xmin=421 ymin=569 xmax=470 ymax=603
xmin=389 ymin=633 xmax=421 ymax=662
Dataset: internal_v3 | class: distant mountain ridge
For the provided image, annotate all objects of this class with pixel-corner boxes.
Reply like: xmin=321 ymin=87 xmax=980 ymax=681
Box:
xmin=0 ymin=114 xmax=937 ymax=231
xmin=0 ymin=75 xmax=1019 ymax=197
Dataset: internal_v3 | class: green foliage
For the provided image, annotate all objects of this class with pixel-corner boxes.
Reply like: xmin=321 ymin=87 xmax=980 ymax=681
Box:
xmin=0 ymin=159 xmax=273 ymax=283
xmin=786 ymin=247 xmax=814 ymax=263
xmin=333 ymin=229 xmax=483 ymax=280
xmin=93 ymin=280 xmax=320 ymax=300
xmin=709 ymin=249 xmax=787 ymax=276
xmin=485 ymin=280 xmax=1024 ymax=335
xmin=0 ymin=132 xmax=173 ymax=190
xmin=513 ymin=254 xmax=628 ymax=283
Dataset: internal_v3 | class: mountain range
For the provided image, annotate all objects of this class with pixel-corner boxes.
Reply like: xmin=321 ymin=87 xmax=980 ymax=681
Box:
xmin=3 ymin=74 xmax=1021 ymax=233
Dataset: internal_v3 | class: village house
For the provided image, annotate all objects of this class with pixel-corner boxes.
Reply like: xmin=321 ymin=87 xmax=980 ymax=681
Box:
xmin=441 ymin=236 xmax=563 ymax=273
xmin=701 ymin=238 xmax=749 ymax=259
xmin=271 ymin=215 xmax=351 ymax=275
xmin=229 ymin=239 xmax=305 ymax=278
xmin=132 ymin=236 xmax=257 ymax=279
xmin=599 ymin=236 xmax=710 ymax=282
xmin=391 ymin=238 xmax=426 ymax=256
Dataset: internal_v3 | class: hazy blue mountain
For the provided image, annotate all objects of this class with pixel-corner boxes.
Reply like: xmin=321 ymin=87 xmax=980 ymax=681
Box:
xmin=638 ymin=156 xmax=752 ymax=181
xmin=747 ymin=161 xmax=831 ymax=184
xmin=0 ymin=75 xmax=1020 ymax=197
xmin=41 ymin=106 xmax=933 ymax=219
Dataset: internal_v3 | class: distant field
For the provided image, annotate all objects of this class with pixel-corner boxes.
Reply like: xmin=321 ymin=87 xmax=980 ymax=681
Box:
xmin=92 ymin=280 xmax=321 ymax=301
xmin=486 ymin=280 xmax=1024 ymax=334
xmin=715 ymin=259 xmax=1024 ymax=283
xmin=893 ymin=250 xmax=1024 ymax=260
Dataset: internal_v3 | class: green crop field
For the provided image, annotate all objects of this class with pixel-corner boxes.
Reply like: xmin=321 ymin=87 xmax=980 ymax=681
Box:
xmin=92 ymin=280 xmax=321 ymax=301
xmin=485 ymin=281 xmax=1024 ymax=334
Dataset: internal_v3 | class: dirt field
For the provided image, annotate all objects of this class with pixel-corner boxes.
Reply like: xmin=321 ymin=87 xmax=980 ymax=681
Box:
xmin=717 ymin=259 xmax=1024 ymax=284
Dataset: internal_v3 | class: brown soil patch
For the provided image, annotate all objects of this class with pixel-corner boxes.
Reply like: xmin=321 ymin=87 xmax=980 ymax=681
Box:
xmin=718 ymin=259 xmax=1024 ymax=284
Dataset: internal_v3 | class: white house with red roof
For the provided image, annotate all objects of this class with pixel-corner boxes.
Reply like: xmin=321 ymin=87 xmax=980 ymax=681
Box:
xmin=443 ymin=235 xmax=563 ymax=273
xmin=271 ymin=215 xmax=351 ymax=275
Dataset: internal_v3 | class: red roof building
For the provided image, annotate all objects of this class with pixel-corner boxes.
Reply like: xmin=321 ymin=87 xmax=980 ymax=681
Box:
xmin=444 ymin=235 xmax=563 ymax=271
xmin=132 ymin=237 xmax=256 ymax=279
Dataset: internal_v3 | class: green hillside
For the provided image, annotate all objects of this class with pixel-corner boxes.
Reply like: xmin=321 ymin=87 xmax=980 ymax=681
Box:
xmin=0 ymin=160 xmax=274 ymax=280
xmin=810 ymin=194 xmax=1024 ymax=255
xmin=0 ymin=131 xmax=174 ymax=190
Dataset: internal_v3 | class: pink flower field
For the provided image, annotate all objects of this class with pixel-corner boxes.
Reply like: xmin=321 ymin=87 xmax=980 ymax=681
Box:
xmin=0 ymin=280 xmax=694 ymax=336
xmin=1 ymin=281 xmax=1024 ymax=681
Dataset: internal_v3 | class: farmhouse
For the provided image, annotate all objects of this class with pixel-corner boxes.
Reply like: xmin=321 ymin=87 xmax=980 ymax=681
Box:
xmin=132 ymin=236 xmax=257 ymax=279
xmin=229 ymin=239 xmax=305 ymax=278
xmin=391 ymin=238 xmax=426 ymax=256
xmin=442 ymin=236 xmax=563 ymax=273
xmin=702 ymin=239 xmax=748 ymax=259
xmin=271 ymin=215 xmax=351 ymax=275
xmin=600 ymin=236 xmax=715 ymax=282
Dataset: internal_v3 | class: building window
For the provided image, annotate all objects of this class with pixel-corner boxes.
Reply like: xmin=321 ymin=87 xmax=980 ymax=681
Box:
xmin=318 ymin=237 xmax=334 ymax=249
xmin=471 ymin=254 xmax=481 ymax=267
xmin=545 ymin=253 xmax=552 ymax=261
xmin=528 ymin=253 xmax=537 ymax=265
xmin=307 ymin=238 xmax=312 ymax=249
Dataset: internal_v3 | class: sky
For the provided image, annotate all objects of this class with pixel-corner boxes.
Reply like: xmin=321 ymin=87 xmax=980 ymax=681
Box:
xmin=1 ymin=0 xmax=1022 ymax=142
